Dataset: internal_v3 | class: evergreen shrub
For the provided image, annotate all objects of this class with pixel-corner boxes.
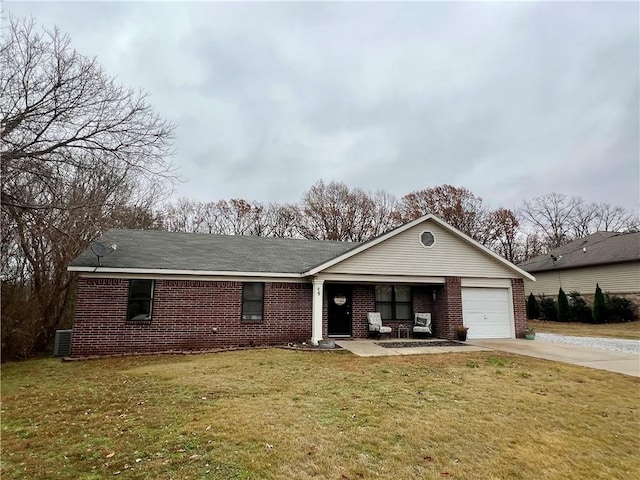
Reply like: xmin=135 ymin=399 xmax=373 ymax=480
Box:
xmin=538 ymin=296 xmax=557 ymax=321
xmin=557 ymin=288 xmax=570 ymax=322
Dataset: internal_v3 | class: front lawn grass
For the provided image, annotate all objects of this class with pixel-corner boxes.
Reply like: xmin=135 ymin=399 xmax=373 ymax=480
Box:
xmin=529 ymin=319 xmax=640 ymax=340
xmin=2 ymin=349 xmax=639 ymax=479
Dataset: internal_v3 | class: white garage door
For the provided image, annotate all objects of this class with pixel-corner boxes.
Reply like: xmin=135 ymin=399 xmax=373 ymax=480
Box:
xmin=462 ymin=287 xmax=513 ymax=339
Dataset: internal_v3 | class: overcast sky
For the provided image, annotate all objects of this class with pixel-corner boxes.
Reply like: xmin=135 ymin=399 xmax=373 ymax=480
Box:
xmin=5 ymin=1 xmax=639 ymax=213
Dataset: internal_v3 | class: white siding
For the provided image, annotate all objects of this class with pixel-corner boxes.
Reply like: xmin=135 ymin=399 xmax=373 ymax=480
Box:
xmin=524 ymin=262 xmax=640 ymax=297
xmin=324 ymin=220 xmax=516 ymax=278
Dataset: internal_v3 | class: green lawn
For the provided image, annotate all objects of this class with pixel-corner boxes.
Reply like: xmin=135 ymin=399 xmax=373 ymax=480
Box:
xmin=528 ymin=319 xmax=640 ymax=340
xmin=2 ymin=349 xmax=639 ymax=479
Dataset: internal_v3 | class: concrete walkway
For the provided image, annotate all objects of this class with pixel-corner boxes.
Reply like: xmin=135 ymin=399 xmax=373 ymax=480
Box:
xmin=335 ymin=338 xmax=488 ymax=357
xmin=336 ymin=338 xmax=640 ymax=378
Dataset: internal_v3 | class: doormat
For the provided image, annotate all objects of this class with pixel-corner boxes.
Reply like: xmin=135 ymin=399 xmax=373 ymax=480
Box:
xmin=376 ymin=341 xmax=467 ymax=348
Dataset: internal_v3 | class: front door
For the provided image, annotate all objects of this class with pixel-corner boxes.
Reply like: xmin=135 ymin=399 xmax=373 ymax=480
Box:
xmin=327 ymin=285 xmax=352 ymax=337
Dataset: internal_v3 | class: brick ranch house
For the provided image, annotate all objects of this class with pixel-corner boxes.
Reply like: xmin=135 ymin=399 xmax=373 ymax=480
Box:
xmin=67 ymin=214 xmax=535 ymax=357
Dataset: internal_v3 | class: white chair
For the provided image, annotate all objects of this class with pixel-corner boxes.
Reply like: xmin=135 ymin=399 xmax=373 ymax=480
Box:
xmin=413 ymin=313 xmax=432 ymax=336
xmin=367 ymin=312 xmax=392 ymax=338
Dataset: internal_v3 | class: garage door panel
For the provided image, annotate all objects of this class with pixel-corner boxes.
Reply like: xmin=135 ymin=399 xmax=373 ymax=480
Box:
xmin=462 ymin=287 xmax=513 ymax=339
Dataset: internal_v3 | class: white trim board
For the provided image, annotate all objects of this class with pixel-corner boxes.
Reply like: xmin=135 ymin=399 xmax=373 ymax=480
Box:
xmin=317 ymin=274 xmax=446 ymax=284
xmin=461 ymin=278 xmax=513 ymax=288
xmin=76 ymin=272 xmax=310 ymax=283
xmin=69 ymin=266 xmax=303 ymax=278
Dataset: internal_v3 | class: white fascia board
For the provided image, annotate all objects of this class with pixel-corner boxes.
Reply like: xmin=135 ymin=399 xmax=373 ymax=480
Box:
xmin=67 ymin=266 xmax=303 ymax=279
xmin=304 ymin=213 xmax=536 ymax=282
xmin=316 ymin=273 xmax=446 ymax=284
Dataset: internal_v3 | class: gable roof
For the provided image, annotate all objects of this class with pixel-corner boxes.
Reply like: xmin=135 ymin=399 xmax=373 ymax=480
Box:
xmin=303 ymin=214 xmax=535 ymax=281
xmin=68 ymin=229 xmax=358 ymax=276
xmin=518 ymin=231 xmax=640 ymax=273
xmin=68 ymin=215 xmax=534 ymax=281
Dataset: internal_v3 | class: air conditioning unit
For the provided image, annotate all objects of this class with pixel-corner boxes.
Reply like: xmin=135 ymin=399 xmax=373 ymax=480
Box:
xmin=54 ymin=330 xmax=73 ymax=357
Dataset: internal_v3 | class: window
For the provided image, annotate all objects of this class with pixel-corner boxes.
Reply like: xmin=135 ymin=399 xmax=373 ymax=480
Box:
xmin=242 ymin=283 xmax=264 ymax=321
xmin=128 ymin=279 xmax=154 ymax=321
xmin=375 ymin=285 xmax=412 ymax=320
xmin=420 ymin=230 xmax=435 ymax=248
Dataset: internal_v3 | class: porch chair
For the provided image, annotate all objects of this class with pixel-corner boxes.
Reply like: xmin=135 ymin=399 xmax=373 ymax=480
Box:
xmin=367 ymin=312 xmax=392 ymax=339
xmin=413 ymin=313 xmax=432 ymax=337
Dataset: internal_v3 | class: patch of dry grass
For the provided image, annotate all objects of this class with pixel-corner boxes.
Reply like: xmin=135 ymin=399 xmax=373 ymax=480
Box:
xmin=2 ymin=350 xmax=639 ymax=479
xmin=529 ymin=319 xmax=640 ymax=340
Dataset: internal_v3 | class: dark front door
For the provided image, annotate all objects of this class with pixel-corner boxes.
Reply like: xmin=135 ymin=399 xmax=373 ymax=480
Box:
xmin=327 ymin=285 xmax=352 ymax=336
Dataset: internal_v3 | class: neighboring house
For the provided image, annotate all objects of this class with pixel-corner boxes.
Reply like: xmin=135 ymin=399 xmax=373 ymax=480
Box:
xmin=518 ymin=231 xmax=640 ymax=305
xmin=67 ymin=214 xmax=534 ymax=357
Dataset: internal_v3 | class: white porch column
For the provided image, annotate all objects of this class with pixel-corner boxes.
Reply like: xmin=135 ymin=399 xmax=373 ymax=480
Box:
xmin=311 ymin=277 xmax=325 ymax=345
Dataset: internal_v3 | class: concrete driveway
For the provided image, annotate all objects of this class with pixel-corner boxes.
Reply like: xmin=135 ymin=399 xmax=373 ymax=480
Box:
xmin=470 ymin=339 xmax=640 ymax=378
xmin=336 ymin=338 xmax=640 ymax=377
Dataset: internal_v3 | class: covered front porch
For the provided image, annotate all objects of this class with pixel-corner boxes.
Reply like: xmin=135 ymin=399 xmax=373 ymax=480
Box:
xmin=310 ymin=275 xmax=464 ymax=344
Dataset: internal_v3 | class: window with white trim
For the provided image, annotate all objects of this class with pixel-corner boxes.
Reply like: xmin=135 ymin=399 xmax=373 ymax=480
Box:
xmin=420 ymin=230 xmax=435 ymax=247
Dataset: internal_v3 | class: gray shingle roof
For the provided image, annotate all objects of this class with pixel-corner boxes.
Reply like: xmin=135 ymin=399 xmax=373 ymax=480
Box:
xmin=518 ymin=231 xmax=640 ymax=273
xmin=69 ymin=229 xmax=360 ymax=274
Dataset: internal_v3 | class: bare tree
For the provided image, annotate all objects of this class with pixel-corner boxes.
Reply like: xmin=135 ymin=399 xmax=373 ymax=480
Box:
xmin=162 ymin=198 xmax=201 ymax=232
xmin=194 ymin=201 xmax=228 ymax=234
xmin=520 ymin=193 xmax=579 ymax=249
xmin=370 ymin=190 xmax=402 ymax=237
xmin=487 ymin=208 xmax=521 ymax=263
xmin=261 ymin=203 xmax=303 ymax=238
xmin=590 ymin=203 xmax=639 ymax=233
xmin=213 ymin=199 xmax=263 ymax=236
xmin=400 ymin=185 xmax=494 ymax=244
xmin=1 ymin=17 xmax=175 ymax=359
xmin=521 ymin=193 xmax=639 ymax=251
xmin=160 ymin=198 xmax=304 ymax=238
xmin=299 ymin=180 xmax=386 ymax=241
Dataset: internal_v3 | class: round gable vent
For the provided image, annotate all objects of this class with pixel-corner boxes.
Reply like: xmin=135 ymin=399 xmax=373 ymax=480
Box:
xmin=420 ymin=231 xmax=435 ymax=248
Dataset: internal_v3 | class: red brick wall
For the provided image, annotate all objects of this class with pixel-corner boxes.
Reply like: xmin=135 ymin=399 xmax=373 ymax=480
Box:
xmin=512 ymin=278 xmax=527 ymax=337
xmin=72 ymin=276 xmax=526 ymax=355
xmin=412 ymin=286 xmax=435 ymax=316
xmin=432 ymin=277 xmax=463 ymax=340
xmin=347 ymin=285 xmax=435 ymax=338
xmin=71 ymin=278 xmax=312 ymax=356
xmin=351 ymin=285 xmax=375 ymax=338
xmin=321 ymin=285 xmax=375 ymax=338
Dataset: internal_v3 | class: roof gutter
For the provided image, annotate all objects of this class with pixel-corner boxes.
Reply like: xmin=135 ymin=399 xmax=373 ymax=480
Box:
xmin=67 ymin=266 xmax=305 ymax=278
